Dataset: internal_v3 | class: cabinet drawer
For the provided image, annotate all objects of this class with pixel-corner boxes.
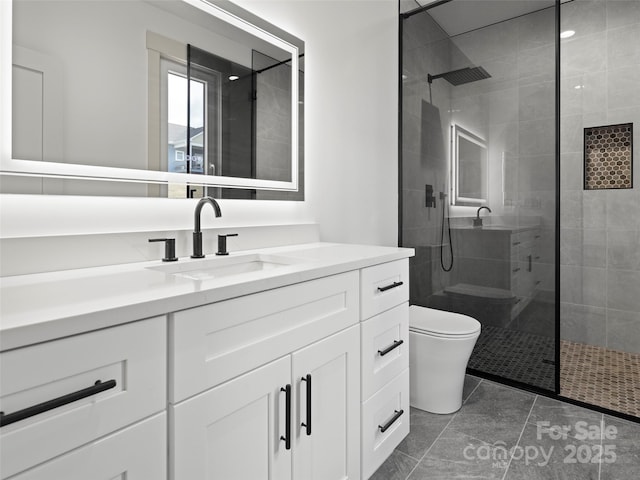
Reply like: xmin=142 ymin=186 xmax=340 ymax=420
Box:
xmin=171 ymin=271 xmax=359 ymax=402
xmin=512 ymin=229 xmax=537 ymax=247
xmin=361 ymin=303 xmax=409 ymax=400
xmin=360 ymin=260 xmax=409 ymax=320
xmin=0 ymin=317 xmax=166 ymax=479
xmin=361 ymin=369 xmax=410 ymax=480
xmin=9 ymin=413 xmax=166 ymax=480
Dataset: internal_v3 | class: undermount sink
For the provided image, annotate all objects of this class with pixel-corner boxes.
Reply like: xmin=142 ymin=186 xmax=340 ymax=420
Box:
xmin=146 ymin=253 xmax=305 ymax=281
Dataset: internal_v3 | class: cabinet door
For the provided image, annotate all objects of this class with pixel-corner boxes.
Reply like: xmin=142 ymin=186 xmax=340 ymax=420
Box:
xmin=292 ymin=326 xmax=360 ymax=480
xmin=9 ymin=413 xmax=165 ymax=480
xmin=172 ymin=356 xmax=292 ymax=480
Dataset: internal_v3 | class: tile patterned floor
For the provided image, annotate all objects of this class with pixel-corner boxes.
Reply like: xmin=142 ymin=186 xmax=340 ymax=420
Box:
xmin=372 ymin=376 xmax=640 ymax=480
xmin=469 ymin=325 xmax=556 ymax=391
xmin=561 ymin=341 xmax=640 ymax=418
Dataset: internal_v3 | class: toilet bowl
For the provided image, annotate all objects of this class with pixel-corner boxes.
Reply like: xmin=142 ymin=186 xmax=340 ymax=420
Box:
xmin=409 ymin=306 xmax=481 ymax=414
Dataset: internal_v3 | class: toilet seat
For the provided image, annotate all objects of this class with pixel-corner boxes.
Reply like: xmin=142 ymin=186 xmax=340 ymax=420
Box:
xmin=409 ymin=305 xmax=481 ymax=337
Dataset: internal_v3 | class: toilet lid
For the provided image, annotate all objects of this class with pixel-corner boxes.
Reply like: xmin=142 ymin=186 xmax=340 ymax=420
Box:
xmin=409 ymin=306 xmax=481 ymax=336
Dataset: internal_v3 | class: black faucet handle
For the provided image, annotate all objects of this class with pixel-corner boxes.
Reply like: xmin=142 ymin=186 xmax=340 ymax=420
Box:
xmin=216 ymin=233 xmax=239 ymax=256
xmin=149 ymin=238 xmax=178 ymax=262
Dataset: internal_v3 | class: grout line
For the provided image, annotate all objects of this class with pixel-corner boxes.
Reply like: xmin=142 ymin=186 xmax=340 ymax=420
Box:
xmin=394 ymin=449 xmax=422 ymax=463
xmin=500 ymin=394 xmax=539 ymax=480
xmin=404 ymin=411 xmax=459 ymax=480
xmin=598 ymin=413 xmax=604 ymax=480
xmin=464 ymin=377 xmax=483 ymax=402
xmin=403 ymin=378 xmax=484 ymax=480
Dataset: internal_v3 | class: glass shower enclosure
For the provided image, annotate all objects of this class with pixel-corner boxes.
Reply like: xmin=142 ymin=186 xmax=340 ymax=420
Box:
xmin=400 ymin=0 xmax=559 ymax=393
xmin=401 ymin=0 xmax=640 ymax=420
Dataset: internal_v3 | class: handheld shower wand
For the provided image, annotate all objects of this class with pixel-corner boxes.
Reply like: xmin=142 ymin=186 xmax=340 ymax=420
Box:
xmin=440 ymin=191 xmax=453 ymax=272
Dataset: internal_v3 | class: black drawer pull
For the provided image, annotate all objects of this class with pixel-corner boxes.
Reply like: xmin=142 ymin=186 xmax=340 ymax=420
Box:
xmin=513 ymin=241 xmax=521 ymax=246
xmin=377 ymin=281 xmax=404 ymax=293
xmin=0 ymin=379 xmax=116 ymax=428
xmin=512 ymin=267 xmax=520 ymax=273
xmin=301 ymin=374 xmax=312 ymax=436
xmin=378 ymin=409 xmax=404 ymax=433
xmin=378 ymin=339 xmax=404 ymax=357
xmin=280 ymin=384 xmax=292 ymax=450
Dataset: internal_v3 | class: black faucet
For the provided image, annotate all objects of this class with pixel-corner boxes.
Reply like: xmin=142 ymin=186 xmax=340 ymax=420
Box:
xmin=473 ymin=205 xmax=492 ymax=227
xmin=191 ymin=197 xmax=222 ymax=258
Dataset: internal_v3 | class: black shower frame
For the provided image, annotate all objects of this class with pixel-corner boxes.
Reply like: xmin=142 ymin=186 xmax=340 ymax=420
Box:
xmin=398 ymin=0 xmax=638 ymax=424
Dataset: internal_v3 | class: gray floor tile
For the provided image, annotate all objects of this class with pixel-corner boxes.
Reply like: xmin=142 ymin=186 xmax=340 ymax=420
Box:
xmin=527 ymin=395 xmax=603 ymax=440
xmin=599 ymin=416 xmax=640 ymax=480
xmin=408 ymin=431 xmax=508 ymax=480
xmin=377 ymin=376 xmax=639 ymax=480
xmin=463 ymin=374 xmax=482 ymax=402
xmin=446 ymin=380 xmax=536 ymax=446
xmin=369 ymin=450 xmax=418 ymax=480
xmin=504 ymin=421 xmax=600 ymax=480
xmin=396 ymin=407 xmax=455 ymax=459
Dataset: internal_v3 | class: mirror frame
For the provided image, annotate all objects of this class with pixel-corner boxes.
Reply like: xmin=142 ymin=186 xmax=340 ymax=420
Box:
xmin=451 ymin=124 xmax=488 ymax=206
xmin=1 ymin=0 xmax=302 ymax=193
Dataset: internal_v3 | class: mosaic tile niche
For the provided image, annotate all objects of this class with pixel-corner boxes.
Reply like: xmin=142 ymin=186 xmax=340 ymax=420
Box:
xmin=584 ymin=123 xmax=633 ymax=190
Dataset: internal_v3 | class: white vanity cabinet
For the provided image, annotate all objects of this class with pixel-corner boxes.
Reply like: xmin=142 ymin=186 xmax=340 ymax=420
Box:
xmin=0 ymin=243 xmax=414 ymax=480
xmin=359 ymin=260 xmax=411 ymax=480
xmin=170 ymin=271 xmax=361 ymax=480
xmin=7 ymin=413 xmax=166 ymax=480
xmin=452 ymin=227 xmax=540 ymax=320
xmin=0 ymin=317 xmax=167 ymax=479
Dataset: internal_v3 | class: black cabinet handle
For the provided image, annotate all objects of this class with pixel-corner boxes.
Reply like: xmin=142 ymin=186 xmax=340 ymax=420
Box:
xmin=280 ymin=384 xmax=291 ymax=450
xmin=378 ymin=409 xmax=404 ymax=433
xmin=513 ymin=241 xmax=521 ymax=246
xmin=378 ymin=281 xmax=404 ymax=293
xmin=528 ymin=254 xmax=532 ymax=272
xmin=0 ymin=379 xmax=117 ymax=428
xmin=378 ymin=339 xmax=404 ymax=357
xmin=301 ymin=374 xmax=311 ymax=436
xmin=512 ymin=267 xmax=520 ymax=273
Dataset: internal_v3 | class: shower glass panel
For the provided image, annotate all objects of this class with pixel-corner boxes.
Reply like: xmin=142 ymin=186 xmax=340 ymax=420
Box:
xmin=400 ymin=0 xmax=558 ymax=392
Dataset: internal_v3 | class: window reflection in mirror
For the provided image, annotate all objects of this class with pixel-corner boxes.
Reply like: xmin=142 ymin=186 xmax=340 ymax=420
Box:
xmin=6 ymin=0 xmax=303 ymax=199
xmin=451 ymin=124 xmax=487 ymax=206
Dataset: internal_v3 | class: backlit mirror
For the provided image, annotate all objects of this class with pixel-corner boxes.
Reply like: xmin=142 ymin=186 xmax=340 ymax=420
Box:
xmin=451 ymin=124 xmax=487 ymax=206
xmin=2 ymin=0 xmax=304 ymax=199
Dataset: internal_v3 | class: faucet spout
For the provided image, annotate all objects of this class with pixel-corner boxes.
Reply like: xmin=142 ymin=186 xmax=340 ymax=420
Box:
xmin=476 ymin=205 xmax=492 ymax=219
xmin=192 ymin=196 xmax=222 ymax=258
xmin=473 ymin=205 xmax=492 ymax=227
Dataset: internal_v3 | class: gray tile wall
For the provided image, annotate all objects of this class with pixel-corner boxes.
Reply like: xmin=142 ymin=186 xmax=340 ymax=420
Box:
xmin=401 ymin=11 xmax=454 ymax=303
xmin=401 ymin=6 xmax=557 ymax=307
xmin=560 ymin=0 xmax=640 ymax=354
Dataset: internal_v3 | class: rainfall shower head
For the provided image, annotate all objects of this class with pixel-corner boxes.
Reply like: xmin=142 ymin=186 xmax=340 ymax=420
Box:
xmin=427 ymin=66 xmax=491 ymax=86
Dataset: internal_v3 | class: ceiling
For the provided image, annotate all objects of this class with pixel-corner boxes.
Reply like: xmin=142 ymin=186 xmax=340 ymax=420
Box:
xmin=401 ymin=0 xmax=557 ymax=36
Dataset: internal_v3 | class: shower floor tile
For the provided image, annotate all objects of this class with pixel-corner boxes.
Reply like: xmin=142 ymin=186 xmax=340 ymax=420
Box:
xmin=469 ymin=324 xmax=556 ymax=391
xmin=561 ymin=340 xmax=640 ymax=418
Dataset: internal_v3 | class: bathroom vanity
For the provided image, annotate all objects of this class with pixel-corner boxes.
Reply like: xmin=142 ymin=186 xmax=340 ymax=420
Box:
xmin=0 ymin=243 xmax=413 ymax=480
xmin=450 ymin=226 xmax=541 ymax=320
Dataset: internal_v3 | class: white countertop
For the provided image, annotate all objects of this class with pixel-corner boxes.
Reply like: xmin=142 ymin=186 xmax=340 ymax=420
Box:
xmin=0 ymin=242 xmax=414 ymax=351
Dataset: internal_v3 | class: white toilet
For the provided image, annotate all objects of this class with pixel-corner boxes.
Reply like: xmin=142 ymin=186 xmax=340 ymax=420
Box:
xmin=409 ymin=305 xmax=481 ymax=414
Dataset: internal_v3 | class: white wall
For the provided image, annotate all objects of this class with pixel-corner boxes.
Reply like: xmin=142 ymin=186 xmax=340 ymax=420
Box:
xmin=233 ymin=0 xmax=399 ymax=246
xmin=1 ymin=0 xmax=399 ymax=252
